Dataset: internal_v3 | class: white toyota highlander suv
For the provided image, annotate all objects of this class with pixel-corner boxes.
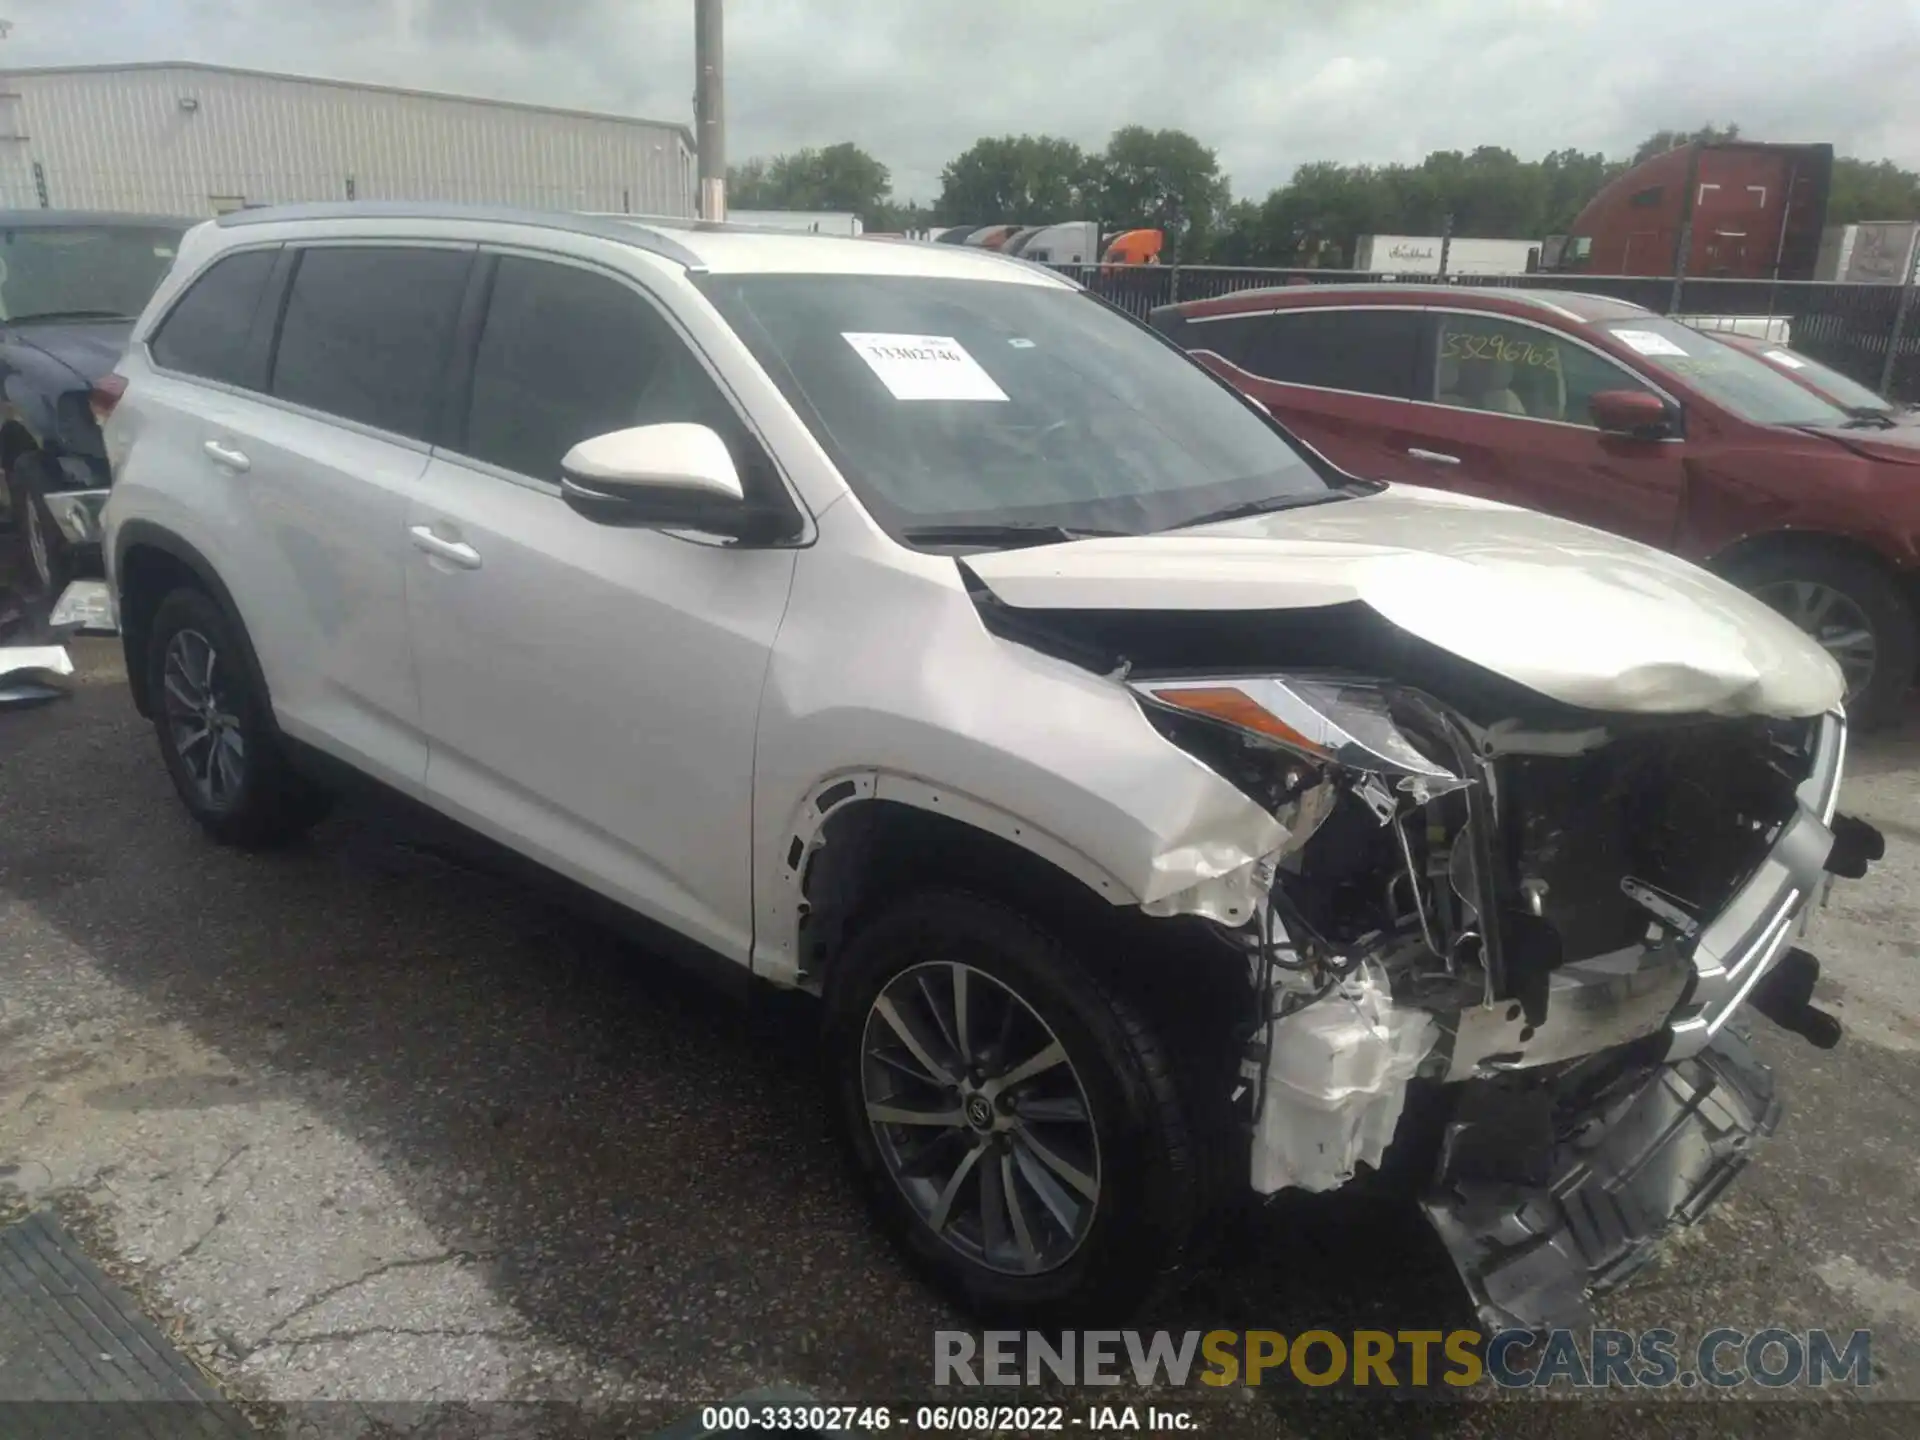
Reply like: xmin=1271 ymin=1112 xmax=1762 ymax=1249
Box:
xmin=99 ymin=203 xmax=1880 ymax=1328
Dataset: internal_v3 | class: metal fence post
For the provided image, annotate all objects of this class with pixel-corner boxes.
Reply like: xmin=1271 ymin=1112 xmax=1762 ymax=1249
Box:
xmin=1168 ymin=264 xmax=1181 ymax=304
xmin=1879 ymin=240 xmax=1918 ymax=399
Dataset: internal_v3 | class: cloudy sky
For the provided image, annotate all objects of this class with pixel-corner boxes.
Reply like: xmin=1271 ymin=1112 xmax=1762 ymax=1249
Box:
xmin=12 ymin=0 xmax=1920 ymax=201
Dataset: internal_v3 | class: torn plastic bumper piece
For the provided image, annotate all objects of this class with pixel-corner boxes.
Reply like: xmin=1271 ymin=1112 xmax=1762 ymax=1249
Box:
xmin=48 ymin=579 xmax=118 ymax=635
xmin=1421 ymin=1026 xmax=1779 ymax=1332
xmin=0 ymin=643 xmax=75 ymax=708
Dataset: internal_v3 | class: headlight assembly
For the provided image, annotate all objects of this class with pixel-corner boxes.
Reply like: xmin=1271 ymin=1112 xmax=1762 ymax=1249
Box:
xmin=1129 ymin=674 xmax=1467 ymax=793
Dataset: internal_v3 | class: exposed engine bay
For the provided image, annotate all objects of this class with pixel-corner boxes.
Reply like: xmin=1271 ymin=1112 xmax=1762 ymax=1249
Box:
xmin=970 ymin=588 xmax=1882 ymax=1327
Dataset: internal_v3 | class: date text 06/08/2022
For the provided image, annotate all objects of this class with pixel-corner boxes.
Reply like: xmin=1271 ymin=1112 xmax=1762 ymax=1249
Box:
xmin=696 ymin=1405 xmax=1194 ymax=1432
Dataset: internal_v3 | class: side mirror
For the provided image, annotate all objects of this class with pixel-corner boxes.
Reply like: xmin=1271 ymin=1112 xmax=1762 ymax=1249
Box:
xmin=1589 ymin=389 xmax=1673 ymax=439
xmin=560 ymin=423 xmax=778 ymax=539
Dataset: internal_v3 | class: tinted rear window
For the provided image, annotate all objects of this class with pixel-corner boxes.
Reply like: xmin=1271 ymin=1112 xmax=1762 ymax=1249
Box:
xmin=1180 ymin=313 xmax=1269 ymax=371
xmin=150 ymin=248 xmax=277 ymax=386
xmin=1248 ymin=308 xmax=1421 ymax=398
xmin=270 ymin=246 xmax=472 ymax=440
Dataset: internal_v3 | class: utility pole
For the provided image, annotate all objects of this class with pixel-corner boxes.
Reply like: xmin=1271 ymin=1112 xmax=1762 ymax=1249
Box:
xmin=694 ymin=0 xmax=725 ymax=221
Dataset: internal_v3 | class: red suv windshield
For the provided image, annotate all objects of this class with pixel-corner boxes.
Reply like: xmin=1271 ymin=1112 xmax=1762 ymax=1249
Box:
xmin=1599 ymin=317 xmax=1849 ymax=428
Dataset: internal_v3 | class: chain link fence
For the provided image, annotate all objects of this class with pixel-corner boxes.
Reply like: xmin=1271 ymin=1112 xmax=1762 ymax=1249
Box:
xmin=1046 ymin=263 xmax=1920 ymax=404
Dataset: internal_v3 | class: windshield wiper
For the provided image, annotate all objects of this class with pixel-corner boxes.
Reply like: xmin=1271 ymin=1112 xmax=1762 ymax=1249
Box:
xmin=900 ymin=521 xmax=1127 ymax=549
xmin=1841 ymin=406 xmax=1897 ymax=430
xmin=3 ymin=309 xmax=134 ymax=324
xmin=1174 ymin=485 xmax=1360 ymax=531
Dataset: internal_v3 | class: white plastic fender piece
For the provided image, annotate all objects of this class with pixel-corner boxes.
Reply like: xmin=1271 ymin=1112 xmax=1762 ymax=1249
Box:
xmin=1251 ymin=960 xmax=1438 ymax=1195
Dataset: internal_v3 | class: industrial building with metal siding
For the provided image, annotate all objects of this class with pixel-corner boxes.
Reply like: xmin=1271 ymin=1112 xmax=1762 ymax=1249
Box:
xmin=0 ymin=62 xmax=696 ymax=219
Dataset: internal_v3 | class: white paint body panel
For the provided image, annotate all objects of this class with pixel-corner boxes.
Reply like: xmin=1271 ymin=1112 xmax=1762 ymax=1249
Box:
xmin=105 ymin=356 xmax=431 ymax=792
xmin=966 ymin=485 xmax=1845 ymax=719
xmin=406 ymin=453 xmax=795 ymax=964
xmin=105 ymin=208 xmax=1843 ymax=1003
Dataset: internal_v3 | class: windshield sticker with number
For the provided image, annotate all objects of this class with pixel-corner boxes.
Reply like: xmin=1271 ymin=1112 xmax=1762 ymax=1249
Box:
xmin=1613 ymin=329 xmax=1690 ymax=357
xmin=842 ymin=332 xmax=1010 ymax=402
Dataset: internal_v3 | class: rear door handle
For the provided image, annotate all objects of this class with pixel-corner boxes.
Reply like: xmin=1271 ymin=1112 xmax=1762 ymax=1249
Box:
xmin=1407 ymin=447 xmax=1461 ymax=466
xmin=408 ymin=525 xmax=482 ymax=570
xmin=203 ymin=440 xmax=251 ymax=472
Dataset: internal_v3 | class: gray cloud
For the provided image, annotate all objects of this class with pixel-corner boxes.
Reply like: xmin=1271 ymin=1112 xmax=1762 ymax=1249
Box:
xmin=10 ymin=0 xmax=1919 ymax=201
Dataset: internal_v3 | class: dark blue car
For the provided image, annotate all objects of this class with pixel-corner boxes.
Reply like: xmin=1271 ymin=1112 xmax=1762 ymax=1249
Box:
xmin=2 ymin=210 xmax=192 ymax=595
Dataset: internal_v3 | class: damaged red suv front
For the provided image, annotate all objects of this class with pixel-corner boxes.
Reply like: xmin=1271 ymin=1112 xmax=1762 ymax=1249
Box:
xmin=964 ymin=484 xmax=1882 ymax=1330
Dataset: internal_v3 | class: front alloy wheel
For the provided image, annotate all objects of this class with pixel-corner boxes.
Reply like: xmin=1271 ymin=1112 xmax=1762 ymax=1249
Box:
xmin=862 ymin=961 xmax=1101 ymax=1275
xmin=160 ymin=627 xmax=248 ymax=810
xmin=827 ymin=889 xmax=1204 ymax=1318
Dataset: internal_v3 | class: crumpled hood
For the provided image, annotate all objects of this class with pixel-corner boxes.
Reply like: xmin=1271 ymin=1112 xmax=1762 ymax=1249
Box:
xmin=964 ymin=485 xmax=1844 ymax=718
xmin=4 ymin=320 xmax=133 ymax=388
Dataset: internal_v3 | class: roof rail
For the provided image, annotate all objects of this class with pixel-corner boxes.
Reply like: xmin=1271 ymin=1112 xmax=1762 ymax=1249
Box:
xmin=215 ymin=201 xmax=706 ymax=269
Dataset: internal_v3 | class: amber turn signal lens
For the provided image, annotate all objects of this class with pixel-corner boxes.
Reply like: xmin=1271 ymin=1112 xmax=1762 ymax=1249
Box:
xmin=1145 ymin=686 xmax=1329 ymax=756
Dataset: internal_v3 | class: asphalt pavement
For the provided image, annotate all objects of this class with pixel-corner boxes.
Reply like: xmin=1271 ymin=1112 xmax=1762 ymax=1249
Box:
xmin=4 ymin=634 xmax=1920 ymax=1440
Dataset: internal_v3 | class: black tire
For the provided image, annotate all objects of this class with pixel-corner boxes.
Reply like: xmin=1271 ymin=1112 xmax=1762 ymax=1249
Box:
xmin=6 ymin=454 xmax=73 ymax=598
xmin=145 ymin=585 xmax=331 ymax=847
xmin=1722 ymin=544 xmax=1917 ymax=730
xmin=823 ymin=889 xmax=1202 ymax=1321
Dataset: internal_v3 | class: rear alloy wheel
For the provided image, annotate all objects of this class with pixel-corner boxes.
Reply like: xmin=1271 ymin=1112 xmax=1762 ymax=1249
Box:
xmin=159 ymin=626 xmax=249 ymax=812
xmin=825 ymin=890 xmax=1202 ymax=1320
xmin=146 ymin=586 xmax=332 ymax=846
xmin=1727 ymin=546 xmax=1917 ymax=729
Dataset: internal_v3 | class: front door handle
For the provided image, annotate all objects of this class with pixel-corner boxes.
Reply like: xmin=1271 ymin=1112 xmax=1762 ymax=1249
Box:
xmin=1407 ymin=447 xmax=1461 ymax=466
xmin=203 ymin=440 xmax=251 ymax=472
xmin=408 ymin=525 xmax=482 ymax=570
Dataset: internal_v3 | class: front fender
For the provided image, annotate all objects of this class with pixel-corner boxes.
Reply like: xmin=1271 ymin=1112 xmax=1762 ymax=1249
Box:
xmin=749 ymin=506 xmax=1287 ymax=987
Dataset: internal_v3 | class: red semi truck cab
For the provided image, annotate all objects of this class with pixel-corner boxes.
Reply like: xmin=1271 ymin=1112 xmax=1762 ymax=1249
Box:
xmin=1544 ymin=141 xmax=1832 ymax=280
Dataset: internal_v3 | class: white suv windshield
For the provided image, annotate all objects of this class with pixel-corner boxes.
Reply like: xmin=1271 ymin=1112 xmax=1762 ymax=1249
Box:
xmin=697 ymin=274 xmax=1338 ymax=542
xmin=1601 ymin=317 xmax=1850 ymax=428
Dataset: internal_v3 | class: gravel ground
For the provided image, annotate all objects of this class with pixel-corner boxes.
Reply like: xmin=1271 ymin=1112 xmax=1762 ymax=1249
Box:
xmin=4 ymin=633 xmax=1920 ymax=1439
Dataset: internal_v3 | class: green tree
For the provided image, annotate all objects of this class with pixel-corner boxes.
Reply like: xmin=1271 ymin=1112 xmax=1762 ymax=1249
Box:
xmin=1093 ymin=126 xmax=1230 ymax=260
xmin=870 ymin=197 xmax=937 ymax=234
xmin=1540 ymin=148 xmax=1626 ymax=231
xmin=935 ymin=135 xmax=1094 ymax=225
xmin=725 ymin=143 xmax=893 ymax=225
xmin=1828 ymin=157 xmax=1920 ymax=224
xmin=1631 ymin=124 xmax=1742 ymax=165
xmin=1219 ymin=144 xmax=1631 ymax=268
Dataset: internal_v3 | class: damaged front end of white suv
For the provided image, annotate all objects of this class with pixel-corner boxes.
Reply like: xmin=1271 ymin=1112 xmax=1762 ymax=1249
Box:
xmin=958 ymin=507 xmax=1884 ymax=1332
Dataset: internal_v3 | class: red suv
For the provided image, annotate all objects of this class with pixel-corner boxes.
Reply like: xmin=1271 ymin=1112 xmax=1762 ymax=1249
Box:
xmin=1151 ymin=285 xmax=1920 ymax=724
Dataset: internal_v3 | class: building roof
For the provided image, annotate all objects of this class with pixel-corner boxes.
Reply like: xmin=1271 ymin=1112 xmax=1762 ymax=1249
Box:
xmin=0 ymin=209 xmax=197 ymax=229
xmin=7 ymin=61 xmax=694 ymax=148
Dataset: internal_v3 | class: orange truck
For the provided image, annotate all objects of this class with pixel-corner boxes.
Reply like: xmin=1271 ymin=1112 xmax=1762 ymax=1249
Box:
xmin=1099 ymin=227 xmax=1164 ymax=272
